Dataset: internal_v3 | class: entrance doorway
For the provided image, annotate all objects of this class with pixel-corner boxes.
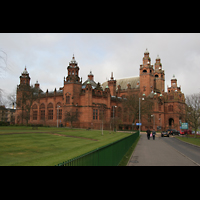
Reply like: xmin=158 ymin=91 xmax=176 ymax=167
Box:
xmin=169 ymin=118 xmax=174 ymax=127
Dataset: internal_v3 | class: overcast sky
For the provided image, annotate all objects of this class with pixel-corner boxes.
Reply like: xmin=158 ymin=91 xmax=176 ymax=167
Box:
xmin=0 ymin=33 xmax=200 ymax=105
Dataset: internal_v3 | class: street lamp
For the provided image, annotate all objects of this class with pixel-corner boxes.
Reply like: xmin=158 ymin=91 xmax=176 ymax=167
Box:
xmin=113 ymin=106 xmax=117 ymax=132
xmin=57 ymin=105 xmax=60 ymax=128
xmin=139 ymin=94 xmax=145 ymax=136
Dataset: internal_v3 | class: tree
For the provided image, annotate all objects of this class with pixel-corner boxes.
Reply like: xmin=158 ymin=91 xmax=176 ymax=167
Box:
xmin=185 ymin=93 xmax=200 ymax=138
xmin=16 ymin=85 xmax=40 ymax=125
xmin=0 ymin=50 xmax=8 ymax=106
xmin=122 ymin=92 xmax=154 ymax=128
xmin=64 ymin=108 xmax=80 ymax=128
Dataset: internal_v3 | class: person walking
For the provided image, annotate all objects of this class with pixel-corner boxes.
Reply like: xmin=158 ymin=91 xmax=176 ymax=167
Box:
xmin=146 ymin=128 xmax=151 ymax=140
xmin=152 ymin=129 xmax=156 ymax=140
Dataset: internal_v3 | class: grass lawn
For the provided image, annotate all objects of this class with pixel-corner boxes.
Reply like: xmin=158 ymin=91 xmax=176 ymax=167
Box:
xmin=175 ymin=136 xmax=200 ymax=147
xmin=0 ymin=126 xmax=132 ymax=166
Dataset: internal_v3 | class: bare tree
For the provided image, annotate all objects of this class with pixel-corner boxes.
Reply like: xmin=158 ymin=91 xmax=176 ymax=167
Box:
xmin=0 ymin=50 xmax=8 ymax=105
xmin=16 ymin=85 xmax=40 ymax=125
xmin=64 ymin=108 xmax=80 ymax=128
xmin=122 ymin=92 xmax=154 ymax=127
xmin=185 ymin=93 xmax=200 ymax=138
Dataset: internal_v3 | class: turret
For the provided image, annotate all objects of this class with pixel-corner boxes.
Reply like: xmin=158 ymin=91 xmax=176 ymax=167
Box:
xmin=108 ymin=72 xmax=116 ymax=96
xmin=19 ymin=66 xmax=31 ymax=88
xmin=139 ymin=49 xmax=154 ymax=96
xmin=154 ymin=55 xmax=165 ymax=93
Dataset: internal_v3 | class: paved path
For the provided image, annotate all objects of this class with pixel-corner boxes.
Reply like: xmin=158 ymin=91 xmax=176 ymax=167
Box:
xmin=127 ymin=132 xmax=198 ymax=166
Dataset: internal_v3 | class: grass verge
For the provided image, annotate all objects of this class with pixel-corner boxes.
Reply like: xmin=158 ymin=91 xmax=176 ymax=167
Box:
xmin=175 ymin=136 xmax=200 ymax=147
xmin=118 ymin=135 xmax=140 ymax=166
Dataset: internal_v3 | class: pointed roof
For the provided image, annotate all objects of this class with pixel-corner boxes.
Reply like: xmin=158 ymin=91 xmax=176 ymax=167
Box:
xmin=69 ymin=54 xmax=78 ymax=65
xmin=144 ymin=48 xmax=149 ymax=54
xmin=22 ymin=66 xmax=28 ymax=74
xmin=156 ymin=55 xmax=160 ymax=60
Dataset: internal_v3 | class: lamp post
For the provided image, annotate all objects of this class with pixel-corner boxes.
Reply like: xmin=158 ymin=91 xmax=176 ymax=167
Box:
xmin=113 ymin=106 xmax=117 ymax=132
xmin=57 ymin=105 xmax=60 ymax=128
xmin=139 ymin=94 xmax=145 ymax=136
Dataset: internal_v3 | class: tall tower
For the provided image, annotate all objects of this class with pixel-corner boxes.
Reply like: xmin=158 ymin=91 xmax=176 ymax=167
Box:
xmin=65 ymin=54 xmax=81 ymax=83
xmin=139 ymin=49 xmax=154 ymax=96
xmin=154 ymin=55 xmax=165 ymax=93
xmin=64 ymin=55 xmax=82 ymax=106
xmin=19 ymin=67 xmax=31 ymax=88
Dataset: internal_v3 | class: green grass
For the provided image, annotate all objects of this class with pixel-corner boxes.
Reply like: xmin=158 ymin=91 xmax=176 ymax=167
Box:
xmin=0 ymin=126 xmax=132 ymax=166
xmin=175 ymin=136 xmax=200 ymax=147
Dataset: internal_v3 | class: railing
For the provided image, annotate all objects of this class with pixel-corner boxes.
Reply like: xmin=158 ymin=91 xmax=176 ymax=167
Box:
xmin=56 ymin=131 xmax=139 ymax=166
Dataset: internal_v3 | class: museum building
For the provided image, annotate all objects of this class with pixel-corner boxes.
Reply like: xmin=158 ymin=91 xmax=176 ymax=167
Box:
xmin=15 ymin=49 xmax=186 ymax=131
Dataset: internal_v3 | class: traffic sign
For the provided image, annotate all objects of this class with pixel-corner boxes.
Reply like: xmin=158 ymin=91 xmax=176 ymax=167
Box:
xmin=181 ymin=123 xmax=188 ymax=129
xmin=136 ymin=123 xmax=142 ymax=126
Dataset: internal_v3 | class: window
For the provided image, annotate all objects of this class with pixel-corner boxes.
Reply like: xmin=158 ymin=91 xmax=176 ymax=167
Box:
xmin=48 ymin=110 xmax=53 ymax=120
xmin=32 ymin=104 xmax=38 ymax=120
xmin=58 ymin=109 xmax=62 ymax=119
xmin=47 ymin=103 xmax=53 ymax=120
xmin=93 ymin=109 xmax=98 ymax=120
xmin=40 ymin=103 xmax=45 ymax=120
xmin=41 ymin=110 xmax=45 ymax=120
xmin=111 ymin=106 xmax=117 ymax=118
xmin=143 ymin=69 xmax=147 ymax=73
xmin=33 ymin=111 xmax=37 ymax=120
xmin=155 ymin=74 xmax=158 ymax=78
xmin=168 ymin=105 xmax=173 ymax=112
xmin=66 ymin=96 xmax=70 ymax=104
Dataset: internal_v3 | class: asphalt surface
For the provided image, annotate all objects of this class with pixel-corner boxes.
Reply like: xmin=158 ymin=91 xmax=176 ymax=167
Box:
xmin=127 ymin=132 xmax=200 ymax=166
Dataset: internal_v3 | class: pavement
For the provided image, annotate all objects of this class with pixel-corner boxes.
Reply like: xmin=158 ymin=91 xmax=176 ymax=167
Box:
xmin=127 ymin=132 xmax=199 ymax=166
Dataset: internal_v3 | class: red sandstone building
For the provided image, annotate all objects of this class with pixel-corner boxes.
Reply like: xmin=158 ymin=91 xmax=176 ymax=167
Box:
xmin=15 ymin=50 xmax=186 ymax=131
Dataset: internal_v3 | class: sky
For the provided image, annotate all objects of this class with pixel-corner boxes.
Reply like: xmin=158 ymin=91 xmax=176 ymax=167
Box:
xmin=0 ymin=33 xmax=200 ymax=106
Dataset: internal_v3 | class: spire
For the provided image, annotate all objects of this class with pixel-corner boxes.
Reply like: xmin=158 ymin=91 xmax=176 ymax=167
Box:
xmin=70 ymin=54 xmax=78 ymax=65
xmin=111 ymin=72 xmax=114 ymax=80
xmin=22 ymin=66 xmax=28 ymax=74
xmin=88 ymin=70 xmax=94 ymax=81
xmin=144 ymin=48 xmax=149 ymax=54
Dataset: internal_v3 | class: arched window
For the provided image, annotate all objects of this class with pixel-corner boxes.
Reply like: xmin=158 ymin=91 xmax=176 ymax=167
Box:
xmin=47 ymin=103 xmax=53 ymax=120
xmin=40 ymin=103 xmax=45 ymax=120
xmin=155 ymin=74 xmax=158 ymax=78
xmin=56 ymin=102 xmax=62 ymax=120
xmin=32 ymin=104 xmax=38 ymax=120
xmin=143 ymin=69 xmax=147 ymax=73
xmin=168 ymin=105 xmax=173 ymax=112
xmin=66 ymin=96 xmax=70 ymax=104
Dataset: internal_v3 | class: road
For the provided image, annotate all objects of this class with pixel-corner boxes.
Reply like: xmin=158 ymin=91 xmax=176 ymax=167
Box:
xmin=127 ymin=132 xmax=200 ymax=166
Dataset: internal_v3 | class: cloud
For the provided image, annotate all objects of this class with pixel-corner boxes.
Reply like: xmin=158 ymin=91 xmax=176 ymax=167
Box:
xmin=0 ymin=33 xmax=200 ymax=101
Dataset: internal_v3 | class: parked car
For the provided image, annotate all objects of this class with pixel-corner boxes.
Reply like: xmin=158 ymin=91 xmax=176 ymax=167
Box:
xmin=166 ymin=129 xmax=179 ymax=135
xmin=192 ymin=131 xmax=200 ymax=135
xmin=161 ymin=131 xmax=169 ymax=137
xmin=180 ymin=129 xmax=192 ymax=135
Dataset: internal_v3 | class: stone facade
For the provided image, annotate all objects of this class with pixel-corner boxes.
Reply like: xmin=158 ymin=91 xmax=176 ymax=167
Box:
xmin=15 ymin=50 xmax=186 ymax=131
